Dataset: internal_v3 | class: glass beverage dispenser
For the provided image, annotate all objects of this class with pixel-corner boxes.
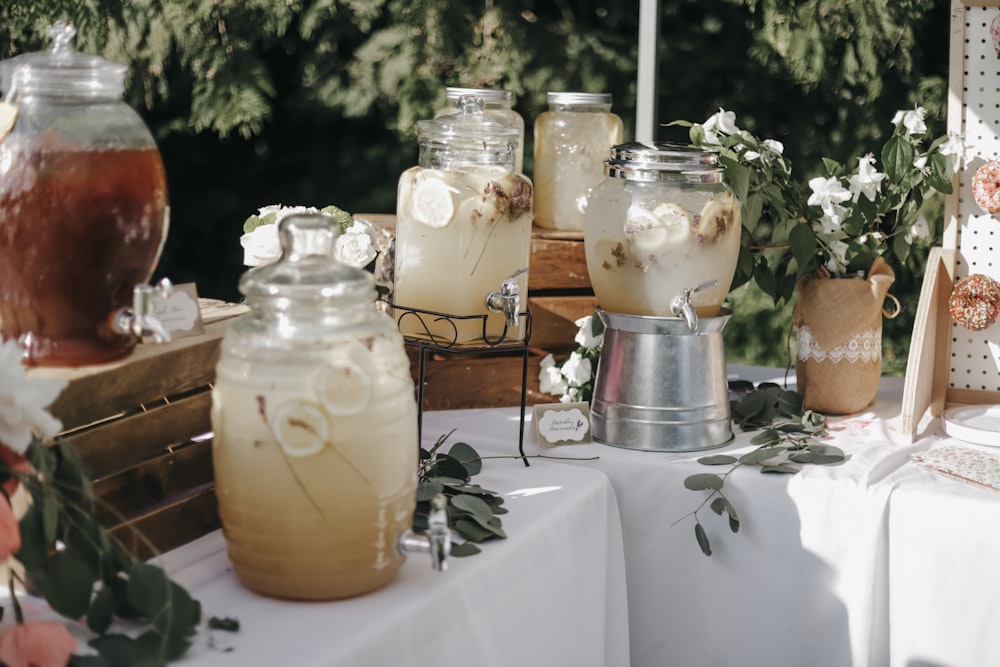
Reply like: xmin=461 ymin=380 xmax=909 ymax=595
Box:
xmin=394 ymin=95 xmax=533 ymax=346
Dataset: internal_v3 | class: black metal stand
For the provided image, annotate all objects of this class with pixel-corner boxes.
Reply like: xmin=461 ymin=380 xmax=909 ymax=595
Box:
xmin=394 ymin=304 xmax=532 ymax=466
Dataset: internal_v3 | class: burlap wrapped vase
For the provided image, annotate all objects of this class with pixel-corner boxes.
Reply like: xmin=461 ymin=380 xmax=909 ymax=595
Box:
xmin=792 ymin=256 xmax=899 ymax=414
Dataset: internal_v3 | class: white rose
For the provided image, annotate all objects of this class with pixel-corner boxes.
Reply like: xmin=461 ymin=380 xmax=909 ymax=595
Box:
xmin=334 ymin=229 xmax=377 ymax=268
xmin=240 ymin=223 xmax=281 ymax=267
xmin=0 ymin=339 xmax=67 ymax=453
xmin=560 ymin=351 xmax=593 ymax=387
xmin=538 ymin=354 xmax=569 ymax=397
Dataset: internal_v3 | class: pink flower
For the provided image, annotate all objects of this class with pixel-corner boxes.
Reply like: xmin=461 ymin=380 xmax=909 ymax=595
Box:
xmin=0 ymin=621 xmax=77 ymax=667
xmin=0 ymin=494 xmax=20 ymax=561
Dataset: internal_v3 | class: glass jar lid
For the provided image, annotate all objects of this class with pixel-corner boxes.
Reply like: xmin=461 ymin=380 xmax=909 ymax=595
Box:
xmin=239 ymin=214 xmax=375 ymax=305
xmin=604 ymin=142 xmax=723 ymax=184
xmin=445 ymin=87 xmax=513 ymax=104
xmin=418 ymin=95 xmax=518 ymax=144
xmin=0 ymin=22 xmax=125 ymax=99
xmin=547 ymin=92 xmax=612 ymax=105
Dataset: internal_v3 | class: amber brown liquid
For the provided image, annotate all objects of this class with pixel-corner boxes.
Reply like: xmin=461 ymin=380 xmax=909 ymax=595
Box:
xmin=0 ymin=132 xmax=168 ymax=366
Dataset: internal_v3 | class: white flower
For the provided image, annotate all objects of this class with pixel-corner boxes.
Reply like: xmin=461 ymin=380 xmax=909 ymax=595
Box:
xmin=808 ymin=176 xmax=852 ymax=227
xmin=892 ymin=107 xmax=927 ymax=136
xmin=848 ymin=154 xmax=886 ymax=202
xmin=0 ymin=339 xmax=67 ymax=453
xmin=824 ymin=240 xmax=850 ymax=274
xmin=913 ymin=155 xmax=928 ymax=171
xmin=762 ymin=139 xmax=784 ymax=155
xmin=560 ymin=351 xmax=593 ymax=387
xmin=560 ymin=387 xmax=581 ymax=404
xmin=904 ymin=216 xmax=931 ymax=244
xmin=812 ymin=208 xmax=846 ymax=235
xmin=573 ymin=315 xmax=604 ymax=350
xmin=334 ymin=223 xmax=377 ymax=268
xmin=538 ymin=354 xmax=569 ymax=397
xmin=240 ymin=223 xmax=281 ymax=267
xmin=699 ymin=108 xmax=739 ymax=144
xmin=939 ymin=132 xmax=968 ymax=172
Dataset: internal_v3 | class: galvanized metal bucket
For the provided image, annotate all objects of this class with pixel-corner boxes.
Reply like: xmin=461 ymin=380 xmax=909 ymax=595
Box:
xmin=591 ymin=308 xmax=733 ymax=452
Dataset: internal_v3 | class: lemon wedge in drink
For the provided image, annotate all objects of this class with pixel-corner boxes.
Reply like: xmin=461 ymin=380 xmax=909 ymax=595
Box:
xmin=316 ymin=347 xmax=374 ymax=416
xmin=695 ymin=198 xmax=733 ymax=242
xmin=411 ymin=174 xmax=456 ymax=228
xmin=625 ymin=203 xmax=691 ymax=252
xmin=269 ymin=400 xmax=329 ymax=458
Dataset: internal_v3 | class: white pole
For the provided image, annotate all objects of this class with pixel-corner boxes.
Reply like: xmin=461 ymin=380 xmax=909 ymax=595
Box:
xmin=636 ymin=0 xmax=659 ymax=143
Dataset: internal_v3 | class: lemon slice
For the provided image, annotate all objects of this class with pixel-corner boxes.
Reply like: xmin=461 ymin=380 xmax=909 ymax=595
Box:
xmin=0 ymin=102 xmax=17 ymax=141
xmin=625 ymin=204 xmax=690 ymax=252
xmin=269 ymin=400 xmax=329 ymax=458
xmin=411 ymin=175 xmax=456 ymax=228
xmin=695 ymin=198 xmax=733 ymax=241
xmin=316 ymin=348 xmax=374 ymax=416
xmin=652 ymin=203 xmax=692 ymax=241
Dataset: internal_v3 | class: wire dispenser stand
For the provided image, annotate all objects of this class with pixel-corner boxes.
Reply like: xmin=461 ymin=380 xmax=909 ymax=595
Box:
xmin=394 ymin=304 xmax=532 ymax=466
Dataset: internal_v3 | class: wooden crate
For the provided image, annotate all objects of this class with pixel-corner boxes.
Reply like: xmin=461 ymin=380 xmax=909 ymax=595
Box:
xmin=25 ymin=300 xmax=247 ymax=559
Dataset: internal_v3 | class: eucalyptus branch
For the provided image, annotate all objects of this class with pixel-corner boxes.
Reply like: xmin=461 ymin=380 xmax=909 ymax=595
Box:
xmin=678 ymin=383 xmax=847 ymax=556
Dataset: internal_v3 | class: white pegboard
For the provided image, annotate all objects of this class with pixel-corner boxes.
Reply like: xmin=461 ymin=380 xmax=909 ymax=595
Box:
xmin=947 ymin=2 xmax=1000 ymax=394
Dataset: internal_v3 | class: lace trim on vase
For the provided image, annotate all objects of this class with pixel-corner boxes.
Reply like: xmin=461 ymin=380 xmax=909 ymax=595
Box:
xmin=797 ymin=325 xmax=882 ymax=364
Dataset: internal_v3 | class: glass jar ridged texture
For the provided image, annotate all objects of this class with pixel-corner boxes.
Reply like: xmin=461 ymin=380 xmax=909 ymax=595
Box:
xmin=584 ymin=142 xmax=742 ymax=317
xmin=436 ymin=87 xmax=525 ymax=173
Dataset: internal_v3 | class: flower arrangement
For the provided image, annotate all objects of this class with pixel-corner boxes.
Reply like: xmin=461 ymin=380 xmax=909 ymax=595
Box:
xmin=240 ymin=204 xmax=393 ymax=297
xmin=0 ymin=339 xmax=206 ymax=665
xmin=538 ymin=314 xmax=603 ymax=403
xmin=671 ymin=106 xmax=966 ymax=303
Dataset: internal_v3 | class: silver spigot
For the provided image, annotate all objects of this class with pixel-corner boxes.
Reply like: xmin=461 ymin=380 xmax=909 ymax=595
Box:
xmin=486 ymin=267 xmax=529 ymax=328
xmin=670 ymin=280 xmax=717 ymax=332
xmin=111 ymin=278 xmax=174 ymax=343
xmin=398 ymin=493 xmax=451 ymax=572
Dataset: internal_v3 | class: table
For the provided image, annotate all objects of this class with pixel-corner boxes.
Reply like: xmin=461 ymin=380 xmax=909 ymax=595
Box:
xmin=161 ymin=444 xmax=629 ymax=666
xmin=420 ymin=365 xmax=997 ymax=667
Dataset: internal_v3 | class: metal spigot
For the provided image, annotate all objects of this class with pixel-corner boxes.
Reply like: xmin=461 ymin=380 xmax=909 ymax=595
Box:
xmin=670 ymin=280 xmax=717 ymax=332
xmin=486 ymin=268 xmax=529 ymax=328
xmin=398 ymin=494 xmax=451 ymax=572
xmin=111 ymin=278 xmax=174 ymax=343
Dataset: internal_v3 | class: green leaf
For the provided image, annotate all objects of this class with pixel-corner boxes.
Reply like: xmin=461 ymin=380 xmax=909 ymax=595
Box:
xmin=697 ymin=454 xmax=738 ymax=465
xmin=43 ymin=550 xmax=96 ymax=619
xmin=428 ymin=455 xmax=469 ymax=482
xmin=208 ymin=617 xmax=240 ymax=632
xmin=721 ymin=157 xmax=751 ymax=202
xmin=448 ymin=541 xmax=482 ymax=557
xmin=447 ymin=442 xmax=482 ymax=476
xmin=729 ymin=514 xmax=740 ymax=533
xmin=749 ymin=428 xmax=780 ymax=446
xmin=761 ymin=464 xmax=799 ymax=474
xmin=739 ymin=446 xmax=786 ymax=464
xmin=87 ymin=585 xmax=115 ymax=635
xmin=449 ymin=494 xmax=494 ymax=522
xmin=453 ymin=518 xmax=498 ymax=543
xmin=882 ymin=135 xmax=914 ymax=185
xmin=683 ymin=473 xmax=723 ymax=491
xmin=125 ymin=563 xmax=169 ymax=618
xmin=788 ymin=223 xmax=817 ymax=270
xmin=15 ymin=505 xmax=47 ymax=571
xmin=694 ymin=522 xmax=712 ymax=556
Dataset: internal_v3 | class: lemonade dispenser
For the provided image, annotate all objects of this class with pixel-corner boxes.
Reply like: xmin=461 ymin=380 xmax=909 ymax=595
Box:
xmin=211 ymin=214 xmax=448 ymax=600
xmin=394 ymin=95 xmax=533 ymax=346
xmin=583 ymin=143 xmax=742 ymax=451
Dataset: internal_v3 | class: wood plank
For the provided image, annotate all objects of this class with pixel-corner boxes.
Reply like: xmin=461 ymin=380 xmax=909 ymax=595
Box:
xmin=528 ymin=237 xmax=592 ymax=290
xmin=29 ymin=317 xmax=238 ymax=430
xmin=410 ymin=350 xmax=558 ymax=409
xmin=109 ymin=488 xmax=220 ymax=561
xmin=94 ymin=439 xmax=214 ymax=526
xmin=528 ymin=295 xmax=598 ymax=350
xmin=64 ymin=390 xmax=212 ymax=479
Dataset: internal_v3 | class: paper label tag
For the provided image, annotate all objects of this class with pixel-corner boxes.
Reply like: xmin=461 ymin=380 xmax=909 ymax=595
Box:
xmin=533 ymin=402 xmax=592 ymax=447
xmin=0 ymin=101 xmax=18 ymax=141
xmin=149 ymin=283 xmax=205 ymax=340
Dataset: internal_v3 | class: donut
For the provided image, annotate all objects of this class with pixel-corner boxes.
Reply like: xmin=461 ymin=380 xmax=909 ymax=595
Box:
xmin=973 ymin=162 xmax=1000 ymax=213
xmin=949 ymin=274 xmax=1000 ymax=331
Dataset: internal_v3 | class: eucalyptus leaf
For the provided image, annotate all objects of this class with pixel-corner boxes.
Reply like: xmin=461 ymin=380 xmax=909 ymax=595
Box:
xmin=739 ymin=446 xmax=786 ymax=465
xmin=87 ymin=584 xmax=116 ymax=635
xmin=450 ymin=494 xmax=494 ymax=522
xmin=15 ymin=505 xmax=47 ymax=571
xmin=694 ymin=522 xmax=712 ymax=556
xmin=453 ymin=518 xmax=497 ymax=543
xmin=447 ymin=442 xmax=482 ymax=476
xmin=698 ymin=454 xmax=738 ymax=466
xmin=683 ymin=473 xmax=724 ymax=491
xmin=415 ymin=480 xmax=444 ymax=501
xmin=43 ymin=550 xmax=95 ymax=620
xmin=448 ymin=542 xmax=482 ymax=557
xmin=428 ymin=455 xmax=470 ymax=481
xmin=761 ymin=464 xmax=799 ymax=474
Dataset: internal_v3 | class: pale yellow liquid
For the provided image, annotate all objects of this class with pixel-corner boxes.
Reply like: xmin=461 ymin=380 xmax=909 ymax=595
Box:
xmin=534 ymin=111 xmax=623 ymax=231
xmin=394 ymin=166 xmax=533 ymax=345
xmin=584 ymin=183 xmax=741 ymax=317
xmin=211 ymin=331 xmax=418 ymax=600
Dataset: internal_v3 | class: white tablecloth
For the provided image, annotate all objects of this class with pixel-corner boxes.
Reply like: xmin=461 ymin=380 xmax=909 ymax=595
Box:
xmin=164 ymin=445 xmax=629 ymax=666
xmin=421 ymin=365 xmax=997 ymax=667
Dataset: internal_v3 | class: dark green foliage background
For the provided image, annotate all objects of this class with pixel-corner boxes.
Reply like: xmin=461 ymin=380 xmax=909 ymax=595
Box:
xmin=2 ymin=0 xmax=952 ymax=372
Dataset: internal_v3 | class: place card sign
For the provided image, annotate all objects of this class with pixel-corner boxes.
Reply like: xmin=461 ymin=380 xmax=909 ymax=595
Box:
xmin=148 ymin=282 xmax=205 ymax=340
xmin=533 ymin=402 xmax=592 ymax=447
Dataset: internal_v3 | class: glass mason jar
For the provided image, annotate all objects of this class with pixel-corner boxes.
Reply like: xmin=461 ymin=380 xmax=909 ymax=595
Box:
xmin=436 ymin=87 xmax=525 ymax=173
xmin=0 ymin=23 xmax=168 ymax=366
xmin=533 ymin=92 xmax=623 ymax=231
xmin=212 ymin=215 xmax=418 ymax=600
xmin=584 ymin=142 xmax=742 ymax=317
xmin=395 ymin=95 xmax=533 ymax=346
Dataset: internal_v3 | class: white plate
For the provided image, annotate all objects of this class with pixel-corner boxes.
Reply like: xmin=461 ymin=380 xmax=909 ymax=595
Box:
xmin=942 ymin=404 xmax=1000 ymax=446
